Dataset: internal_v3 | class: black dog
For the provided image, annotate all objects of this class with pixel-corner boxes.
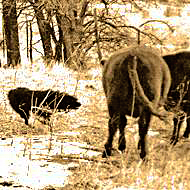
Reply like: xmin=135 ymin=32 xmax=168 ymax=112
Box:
xmin=8 ymin=87 xmax=81 ymax=125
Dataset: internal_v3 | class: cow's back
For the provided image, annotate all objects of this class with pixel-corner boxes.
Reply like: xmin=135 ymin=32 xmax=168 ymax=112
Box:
xmin=163 ymin=52 xmax=190 ymax=91
xmin=102 ymin=46 xmax=171 ymax=117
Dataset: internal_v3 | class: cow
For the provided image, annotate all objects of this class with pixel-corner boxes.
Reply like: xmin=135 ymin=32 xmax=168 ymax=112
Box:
xmin=101 ymin=45 xmax=171 ymax=160
xmin=8 ymin=87 xmax=81 ymax=125
xmin=163 ymin=52 xmax=190 ymax=145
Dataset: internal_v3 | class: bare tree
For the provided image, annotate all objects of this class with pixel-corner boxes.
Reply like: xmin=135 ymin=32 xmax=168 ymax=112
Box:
xmin=2 ymin=0 xmax=21 ymax=67
xmin=10 ymin=0 xmax=173 ymax=68
xmin=28 ymin=0 xmax=53 ymax=63
xmin=52 ymin=0 xmax=90 ymax=66
xmin=25 ymin=0 xmax=89 ymax=66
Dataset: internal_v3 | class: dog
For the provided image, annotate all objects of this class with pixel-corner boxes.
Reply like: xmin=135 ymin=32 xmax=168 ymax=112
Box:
xmin=8 ymin=87 xmax=81 ymax=125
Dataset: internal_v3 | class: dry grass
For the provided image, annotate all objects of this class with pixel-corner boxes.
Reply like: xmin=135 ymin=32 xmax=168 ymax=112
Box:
xmin=62 ymin=116 xmax=190 ymax=190
xmin=0 ymin=64 xmax=190 ymax=190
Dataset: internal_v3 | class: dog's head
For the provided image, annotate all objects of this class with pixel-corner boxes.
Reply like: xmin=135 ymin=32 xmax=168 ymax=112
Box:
xmin=59 ymin=93 xmax=81 ymax=111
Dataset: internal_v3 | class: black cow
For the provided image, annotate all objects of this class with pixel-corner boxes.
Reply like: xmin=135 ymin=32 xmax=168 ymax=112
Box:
xmin=163 ymin=52 xmax=190 ymax=145
xmin=8 ymin=87 xmax=81 ymax=125
xmin=101 ymin=46 xmax=171 ymax=160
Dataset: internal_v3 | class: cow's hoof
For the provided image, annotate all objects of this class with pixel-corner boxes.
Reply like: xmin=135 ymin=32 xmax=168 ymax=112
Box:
xmin=102 ymin=149 xmax=111 ymax=158
xmin=170 ymin=137 xmax=178 ymax=146
xmin=183 ymin=132 xmax=189 ymax=138
xmin=140 ymin=150 xmax=146 ymax=160
xmin=118 ymin=143 xmax=126 ymax=152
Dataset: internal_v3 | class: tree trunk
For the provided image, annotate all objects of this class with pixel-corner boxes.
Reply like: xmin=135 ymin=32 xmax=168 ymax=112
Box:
xmin=55 ymin=12 xmax=64 ymax=63
xmin=61 ymin=0 xmax=89 ymax=67
xmin=61 ymin=15 xmax=74 ymax=66
xmin=59 ymin=1 xmax=84 ymax=67
xmin=2 ymin=0 xmax=21 ymax=67
xmin=33 ymin=0 xmax=53 ymax=63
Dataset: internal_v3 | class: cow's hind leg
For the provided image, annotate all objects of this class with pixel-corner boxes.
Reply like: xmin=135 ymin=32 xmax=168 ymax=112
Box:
xmin=138 ymin=110 xmax=151 ymax=160
xmin=183 ymin=116 xmax=190 ymax=138
xmin=170 ymin=117 xmax=183 ymax=145
xmin=102 ymin=113 xmax=120 ymax=158
xmin=118 ymin=115 xmax=127 ymax=152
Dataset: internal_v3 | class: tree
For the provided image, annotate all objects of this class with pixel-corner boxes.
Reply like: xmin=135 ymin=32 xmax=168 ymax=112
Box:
xmin=4 ymin=0 xmax=172 ymax=68
xmin=28 ymin=0 xmax=53 ymax=63
xmin=48 ymin=0 xmax=90 ymax=66
xmin=2 ymin=0 xmax=21 ymax=67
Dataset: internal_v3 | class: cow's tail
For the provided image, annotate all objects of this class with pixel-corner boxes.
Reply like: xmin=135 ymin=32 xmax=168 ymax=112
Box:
xmin=128 ymin=56 xmax=168 ymax=120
